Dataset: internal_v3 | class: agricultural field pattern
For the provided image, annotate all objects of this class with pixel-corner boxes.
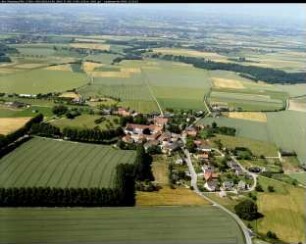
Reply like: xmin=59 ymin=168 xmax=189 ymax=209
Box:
xmin=0 ymin=4 xmax=305 ymax=244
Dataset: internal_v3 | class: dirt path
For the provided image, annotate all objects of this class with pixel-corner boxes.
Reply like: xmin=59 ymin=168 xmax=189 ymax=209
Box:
xmin=141 ymin=68 xmax=163 ymax=116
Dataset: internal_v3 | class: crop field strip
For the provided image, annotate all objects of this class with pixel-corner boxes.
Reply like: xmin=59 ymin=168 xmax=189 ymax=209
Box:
xmin=0 ymin=206 xmax=245 ymax=244
xmin=0 ymin=137 xmax=136 ymax=188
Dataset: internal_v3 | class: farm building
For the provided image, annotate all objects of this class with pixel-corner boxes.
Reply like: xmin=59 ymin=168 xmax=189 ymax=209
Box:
xmin=182 ymin=126 xmax=198 ymax=138
xmin=4 ymin=101 xmax=29 ymax=109
xmin=153 ymin=116 xmax=169 ymax=127
xmin=124 ymin=123 xmax=163 ymax=143
xmin=115 ymin=107 xmax=132 ymax=117
xmin=222 ymin=181 xmax=234 ymax=191
xmin=204 ymin=179 xmax=218 ymax=191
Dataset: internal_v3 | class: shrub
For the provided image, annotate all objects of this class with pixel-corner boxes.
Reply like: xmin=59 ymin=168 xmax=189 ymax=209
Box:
xmin=234 ymin=199 xmax=259 ymax=221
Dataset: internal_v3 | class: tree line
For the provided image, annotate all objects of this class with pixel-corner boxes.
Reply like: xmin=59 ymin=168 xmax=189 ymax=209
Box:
xmin=158 ymin=54 xmax=306 ymax=84
xmin=29 ymin=122 xmax=123 ymax=144
xmin=0 ymin=145 xmax=152 ymax=207
xmin=0 ymin=163 xmax=135 ymax=207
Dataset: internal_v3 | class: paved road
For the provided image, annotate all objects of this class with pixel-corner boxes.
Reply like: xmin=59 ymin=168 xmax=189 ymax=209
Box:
xmin=230 ymin=155 xmax=257 ymax=192
xmin=182 ymin=148 xmax=253 ymax=244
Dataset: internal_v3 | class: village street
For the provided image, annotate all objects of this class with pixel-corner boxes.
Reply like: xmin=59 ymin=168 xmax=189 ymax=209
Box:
xmin=182 ymin=148 xmax=253 ymax=244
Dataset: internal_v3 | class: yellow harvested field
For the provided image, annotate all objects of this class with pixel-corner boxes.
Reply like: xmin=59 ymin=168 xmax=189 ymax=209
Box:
xmin=153 ymin=48 xmax=228 ymax=62
xmin=120 ymin=67 xmax=141 ymax=73
xmin=227 ymin=112 xmax=267 ymax=122
xmin=0 ymin=68 xmax=19 ymax=74
xmin=136 ymin=186 xmax=209 ymax=206
xmin=75 ymin=38 xmax=106 ymax=43
xmin=288 ymin=100 xmax=306 ymax=112
xmin=44 ymin=64 xmax=72 ymax=72
xmin=14 ymin=63 xmax=45 ymax=69
xmin=83 ymin=61 xmax=104 ymax=74
xmin=152 ymin=158 xmax=169 ymax=185
xmin=257 ymin=188 xmax=305 ymax=243
xmin=70 ymin=43 xmax=110 ymax=51
xmin=212 ymin=77 xmax=245 ymax=89
xmin=59 ymin=92 xmax=80 ymax=99
xmin=0 ymin=117 xmax=32 ymax=135
xmin=91 ymin=71 xmax=130 ymax=78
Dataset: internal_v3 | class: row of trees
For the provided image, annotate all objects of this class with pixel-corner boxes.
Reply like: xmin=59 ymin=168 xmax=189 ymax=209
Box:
xmin=0 ymin=162 xmax=136 ymax=207
xmin=159 ymin=54 xmax=306 ymax=84
xmin=211 ymin=122 xmax=236 ymax=136
xmin=29 ymin=122 xmax=123 ymax=143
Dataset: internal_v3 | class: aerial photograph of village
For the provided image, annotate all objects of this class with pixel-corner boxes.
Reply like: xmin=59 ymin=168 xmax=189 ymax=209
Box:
xmin=0 ymin=3 xmax=305 ymax=244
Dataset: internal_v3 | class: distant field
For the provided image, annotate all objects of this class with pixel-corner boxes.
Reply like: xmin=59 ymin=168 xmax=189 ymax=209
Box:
xmin=200 ymin=111 xmax=306 ymax=163
xmin=209 ymin=90 xmax=284 ymax=111
xmin=0 ymin=137 xmax=136 ymax=188
xmin=85 ymin=53 xmax=122 ymax=65
xmin=266 ymin=111 xmax=306 ymax=163
xmin=199 ymin=117 xmax=271 ymax=142
xmin=241 ymin=51 xmax=306 ymax=73
xmin=256 ymin=176 xmax=305 ymax=243
xmin=152 ymin=48 xmax=229 ymax=63
xmin=287 ymin=172 xmax=306 ymax=185
xmin=210 ymin=134 xmax=278 ymax=157
xmin=0 ymin=206 xmax=244 ymax=244
xmin=79 ymin=59 xmax=212 ymax=112
xmin=0 ymin=106 xmax=53 ymax=119
xmin=142 ymin=60 xmax=211 ymax=111
xmin=50 ymin=114 xmax=119 ymax=131
xmin=288 ymin=99 xmax=306 ymax=112
xmin=70 ymin=43 xmax=110 ymax=51
xmin=0 ymin=69 xmax=87 ymax=94
xmin=226 ymin=112 xmax=267 ymax=122
xmin=0 ymin=117 xmax=31 ymax=135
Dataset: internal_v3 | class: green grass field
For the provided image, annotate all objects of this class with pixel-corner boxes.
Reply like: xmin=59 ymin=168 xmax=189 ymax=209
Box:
xmin=0 ymin=106 xmax=53 ymax=118
xmin=0 ymin=206 xmax=245 ymax=244
xmin=256 ymin=176 xmax=305 ymax=243
xmin=209 ymin=91 xmax=284 ymax=111
xmin=199 ymin=117 xmax=271 ymax=143
xmin=50 ymin=114 xmax=119 ymax=130
xmin=210 ymin=134 xmax=278 ymax=156
xmin=199 ymin=110 xmax=306 ymax=163
xmin=0 ymin=69 xmax=88 ymax=94
xmin=0 ymin=137 xmax=136 ymax=188
xmin=287 ymin=172 xmax=306 ymax=185
xmin=266 ymin=111 xmax=306 ymax=163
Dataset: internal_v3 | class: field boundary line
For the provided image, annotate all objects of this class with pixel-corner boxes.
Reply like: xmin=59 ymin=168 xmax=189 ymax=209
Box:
xmin=140 ymin=68 xmax=163 ymax=116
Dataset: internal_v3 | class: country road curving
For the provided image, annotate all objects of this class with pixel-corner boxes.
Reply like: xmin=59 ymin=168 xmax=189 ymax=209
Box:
xmin=182 ymin=148 xmax=253 ymax=244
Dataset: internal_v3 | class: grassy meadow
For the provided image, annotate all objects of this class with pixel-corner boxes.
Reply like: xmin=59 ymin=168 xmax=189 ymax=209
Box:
xmin=0 ymin=69 xmax=88 ymax=94
xmin=256 ymin=176 xmax=305 ymax=243
xmin=0 ymin=137 xmax=136 ymax=188
xmin=50 ymin=114 xmax=119 ymax=130
xmin=0 ymin=206 xmax=245 ymax=244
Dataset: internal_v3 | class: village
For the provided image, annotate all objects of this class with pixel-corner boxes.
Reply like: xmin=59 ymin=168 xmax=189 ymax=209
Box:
xmin=117 ymin=106 xmax=255 ymax=195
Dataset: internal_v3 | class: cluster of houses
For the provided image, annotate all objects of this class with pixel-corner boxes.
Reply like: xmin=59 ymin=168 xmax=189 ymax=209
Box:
xmin=122 ymin=116 xmax=185 ymax=154
xmin=202 ymin=158 xmax=249 ymax=192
